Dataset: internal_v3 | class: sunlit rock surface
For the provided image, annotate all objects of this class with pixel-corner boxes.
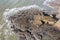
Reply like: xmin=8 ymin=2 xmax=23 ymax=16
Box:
xmin=43 ymin=0 xmax=60 ymax=31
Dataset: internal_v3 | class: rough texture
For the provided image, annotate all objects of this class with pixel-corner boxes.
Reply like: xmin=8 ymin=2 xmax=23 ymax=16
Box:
xmin=3 ymin=5 xmax=60 ymax=40
xmin=17 ymin=24 xmax=60 ymax=40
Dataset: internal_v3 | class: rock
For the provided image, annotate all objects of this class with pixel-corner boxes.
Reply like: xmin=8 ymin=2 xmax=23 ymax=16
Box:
xmin=56 ymin=7 xmax=60 ymax=19
xmin=54 ymin=20 xmax=60 ymax=30
xmin=3 ymin=5 xmax=60 ymax=40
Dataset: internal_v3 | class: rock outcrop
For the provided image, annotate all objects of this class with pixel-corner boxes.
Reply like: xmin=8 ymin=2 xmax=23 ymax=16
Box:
xmin=3 ymin=5 xmax=60 ymax=40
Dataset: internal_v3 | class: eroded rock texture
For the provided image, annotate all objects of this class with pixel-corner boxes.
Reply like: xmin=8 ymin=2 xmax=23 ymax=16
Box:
xmin=3 ymin=5 xmax=60 ymax=40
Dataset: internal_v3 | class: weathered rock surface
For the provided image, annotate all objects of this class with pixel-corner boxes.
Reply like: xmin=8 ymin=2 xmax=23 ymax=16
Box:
xmin=3 ymin=5 xmax=60 ymax=40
